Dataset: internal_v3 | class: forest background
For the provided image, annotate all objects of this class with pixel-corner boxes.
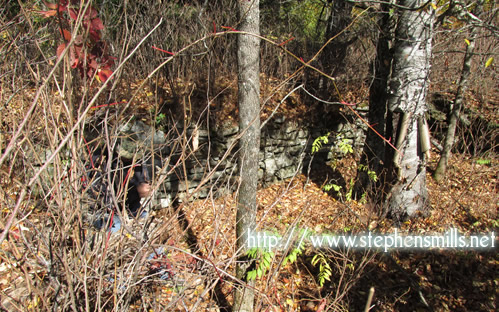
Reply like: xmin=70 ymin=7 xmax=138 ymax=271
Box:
xmin=0 ymin=0 xmax=497 ymax=311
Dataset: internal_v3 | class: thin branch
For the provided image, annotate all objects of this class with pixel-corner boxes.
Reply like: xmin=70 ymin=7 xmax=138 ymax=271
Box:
xmin=0 ymin=17 xmax=164 ymax=246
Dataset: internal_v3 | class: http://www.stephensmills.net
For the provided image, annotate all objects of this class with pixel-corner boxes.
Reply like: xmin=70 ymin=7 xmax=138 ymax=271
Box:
xmin=247 ymin=228 xmax=496 ymax=252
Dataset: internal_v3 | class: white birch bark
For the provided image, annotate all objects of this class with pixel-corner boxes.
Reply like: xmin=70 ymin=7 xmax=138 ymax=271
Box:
xmin=386 ymin=0 xmax=434 ymax=220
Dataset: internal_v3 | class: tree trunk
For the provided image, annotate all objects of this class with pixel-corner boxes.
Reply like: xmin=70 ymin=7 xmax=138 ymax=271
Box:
xmin=234 ymin=0 xmax=260 ymax=311
xmin=321 ymin=0 xmax=354 ymax=76
xmin=355 ymin=1 xmax=395 ymax=199
xmin=433 ymin=29 xmax=476 ymax=182
xmin=385 ymin=0 xmax=434 ymax=222
xmin=318 ymin=0 xmax=354 ymax=96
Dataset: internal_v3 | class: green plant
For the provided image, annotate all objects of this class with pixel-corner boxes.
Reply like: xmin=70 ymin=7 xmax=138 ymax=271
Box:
xmin=311 ymin=252 xmax=332 ymax=287
xmin=322 ymin=179 xmax=355 ymax=202
xmin=246 ymin=228 xmax=308 ymax=280
xmin=314 ymin=133 xmax=379 ymax=203
xmin=359 ymin=192 xmax=367 ymax=205
xmin=323 ymin=183 xmax=341 ymax=193
xmin=282 ymin=230 xmax=306 ymax=266
xmin=247 ymin=248 xmax=274 ymax=281
xmin=311 ymin=132 xmax=330 ymax=154
xmin=358 ymin=164 xmax=378 ymax=182
xmin=155 ymin=113 xmax=166 ymax=126
xmin=263 ymin=0 xmax=325 ymax=42
xmin=323 ymin=183 xmax=342 ymax=198
xmin=345 ymin=178 xmax=354 ymax=202
xmin=476 ymin=158 xmax=491 ymax=165
xmin=337 ymin=135 xmax=354 ymax=155
xmin=282 ymin=246 xmax=302 ymax=266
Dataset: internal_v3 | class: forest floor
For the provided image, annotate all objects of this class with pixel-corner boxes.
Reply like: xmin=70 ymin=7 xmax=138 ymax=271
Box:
xmin=126 ymin=77 xmax=497 ymax=311
xmin=0 ymin=76 xmax=497 ymax=311
xmin=147 ymin=152 xmax=497 ymax=312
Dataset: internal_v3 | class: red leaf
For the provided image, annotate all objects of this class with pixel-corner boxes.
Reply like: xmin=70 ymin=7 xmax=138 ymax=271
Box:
xmin=69 ymin=46 xmax=79 ymax=68
xmin=68 ymin=8 xmax=78 ymax=20
xmin=60 ymin=28 xmax=71 ymax=41
xmin=38 ymin=10 xmax=57 ymax=17
xmin=71 ymin=57 xmax=79 ymax=68
xmin=87 ymin=67 xmax=95 ymax=78
xmin=73 ymin=45 xmax=83 ymax=59
xmin=87 ymin=52 xmax=97 ymax=60
xmin=88 ymin=7 xmax=98 ymax=19
xmin=56 ymin=43 xmax=66 ymax=59
xmin=97 ymin=68 xmax=113 ymax=82
xmin=44 ymin=1 xmax=58 ymax=10
xmin=45 ymin=0 xmax=68 ymax=12
xmin=91 ymin=18 xmax=104 ymax=31
xmin=88 ymin=59 xmax=98 ymax=70
xmin=9 ymin=228 xmax=21 ymax=240
xmin=89 ymin=29 xmax=101 ymax=41
xmin=102 ymin=55 xmax=116 ymax=67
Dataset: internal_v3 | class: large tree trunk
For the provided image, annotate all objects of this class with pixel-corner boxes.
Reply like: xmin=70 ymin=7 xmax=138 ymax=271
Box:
xmin=385 ymin=0 xmax=434 ymax=222
xmin=433 ymin=29 xmax=477 ymax=182
xmin=234 ymin=0 xmax=260 ymax=311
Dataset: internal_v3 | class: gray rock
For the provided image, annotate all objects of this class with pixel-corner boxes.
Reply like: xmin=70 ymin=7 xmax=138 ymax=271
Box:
xmin=284 ymin=121 xmax=298 ymax=133
xmin=264 ymin=158 xmax=277 ymax=175
xmin=118 ymin=121 xmax=167 ymax=159
xmin=218 ymin=121 xmax=239 ymax=136
xmin=277 ymin=166 xmax=297 ymax=179
xmin=274 ymin=115 xmax=286 ymax=123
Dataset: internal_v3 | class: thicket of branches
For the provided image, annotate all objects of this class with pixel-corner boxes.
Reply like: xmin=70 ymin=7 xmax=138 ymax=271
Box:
xmin=0 ymin=0 xmax=497 ymax=311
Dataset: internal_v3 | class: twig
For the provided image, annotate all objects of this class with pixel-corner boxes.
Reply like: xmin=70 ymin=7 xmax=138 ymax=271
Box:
xmin=0 ymin=17 xmax=164 ymax=246
xmin=260 ymin=84 xmax=303 ymax=129
xmin=364 ymin=286 xmax=375 ymax=312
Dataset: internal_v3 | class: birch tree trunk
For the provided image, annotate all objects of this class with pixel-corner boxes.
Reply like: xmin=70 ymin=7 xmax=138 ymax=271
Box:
xmin=234 ymin=0 xmax=260 ymax=311
xmin=385 ymin=0 xmax=434 ymax=221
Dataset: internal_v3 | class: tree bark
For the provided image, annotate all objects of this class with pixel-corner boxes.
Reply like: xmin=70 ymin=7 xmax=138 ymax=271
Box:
xmin=355 ymin=1 xmax=395 ymax=199
xmin=433 ymin=29 xmax=476 ymax=182
xmin=385 ymin=0 xmax=434 ymax=222
xmin=320 ymin=0 xmax=354 ymax=78
xmin=234 ymin=0 xmax=260 ymax=311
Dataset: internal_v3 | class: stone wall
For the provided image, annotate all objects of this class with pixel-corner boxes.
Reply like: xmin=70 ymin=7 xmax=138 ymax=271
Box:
xmin=117 ymin=108 xmax=368 ymax=205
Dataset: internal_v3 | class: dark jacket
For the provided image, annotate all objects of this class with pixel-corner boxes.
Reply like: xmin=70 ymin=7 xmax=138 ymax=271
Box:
xmin=84 ymin=148 xmax=161 ymax=217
